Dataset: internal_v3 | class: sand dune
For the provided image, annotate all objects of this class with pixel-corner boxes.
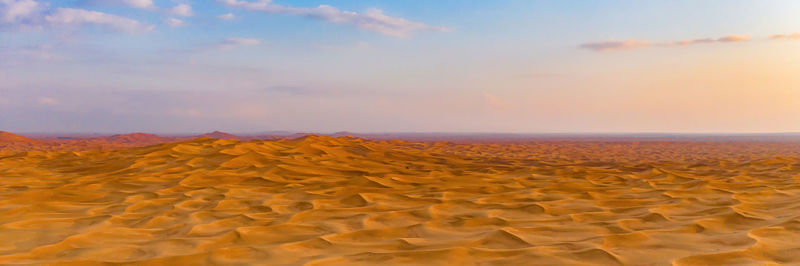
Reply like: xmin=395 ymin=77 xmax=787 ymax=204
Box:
xmin=1 ymin=136 xmax=799 ymax=265
xmin=0 ymin=132 xmax=37 ymax=143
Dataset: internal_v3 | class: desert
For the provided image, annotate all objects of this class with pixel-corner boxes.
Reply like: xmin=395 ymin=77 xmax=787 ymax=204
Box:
xmin=1 ymin=131 xmax=799 ymax=265
xmin=5 ymin=0 xmax=800 ymax=265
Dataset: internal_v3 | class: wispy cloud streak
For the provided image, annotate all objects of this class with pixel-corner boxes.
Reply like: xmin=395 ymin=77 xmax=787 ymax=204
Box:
xmin=218 ymin=0 xmax=450 ymax=37
xmin=580 ymin=34 xmax=752 ymax=52
xmin=45 ymin=8 xmax=154 ymax=33
xmin=769 ymin=33 xmax=800 ymax=40
xmin=579 ymin=39 xmax=651 ymax=52
xmin=217 ymin=37 xmax=261 ymax=50
xmin=1 ymin=0 xmax=153 ymax=33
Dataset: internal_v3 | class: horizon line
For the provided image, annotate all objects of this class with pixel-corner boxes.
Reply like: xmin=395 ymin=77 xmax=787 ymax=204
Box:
xmin=8 ymin=130 xmax=800 ymax=137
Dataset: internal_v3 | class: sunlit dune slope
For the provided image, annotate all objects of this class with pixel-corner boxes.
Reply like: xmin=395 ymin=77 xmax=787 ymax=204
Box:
xmin=1 ymin=136 xmax=799 ymax=265
xmin=0 ymin=132 xmax=37 ymax=143
xmin=0 ymin=132 xmax=41 ymax=151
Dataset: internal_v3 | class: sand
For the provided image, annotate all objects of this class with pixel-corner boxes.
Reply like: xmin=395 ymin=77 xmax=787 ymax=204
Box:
xmin=1 ymin=136 xmax=799 ymax=265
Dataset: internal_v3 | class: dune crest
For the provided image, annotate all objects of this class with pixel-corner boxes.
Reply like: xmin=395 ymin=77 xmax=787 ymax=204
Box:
xmin=1 ymin=137 xmax=799 ymax=265
xmin=0 ymin=131 xmax=37 ymax=143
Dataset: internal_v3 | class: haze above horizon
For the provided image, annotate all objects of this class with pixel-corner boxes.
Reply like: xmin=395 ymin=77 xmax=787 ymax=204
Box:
xmin=2 ymin=0 xmax=800 ymax=133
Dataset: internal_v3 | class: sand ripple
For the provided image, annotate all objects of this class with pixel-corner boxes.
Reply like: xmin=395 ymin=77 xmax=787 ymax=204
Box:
xmin=1 ymin=137 xmax=799 ymax=265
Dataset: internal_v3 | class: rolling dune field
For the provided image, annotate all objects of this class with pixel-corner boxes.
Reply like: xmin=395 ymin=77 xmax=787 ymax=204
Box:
xmin=1 ymin=136 xmax=800 ymax=265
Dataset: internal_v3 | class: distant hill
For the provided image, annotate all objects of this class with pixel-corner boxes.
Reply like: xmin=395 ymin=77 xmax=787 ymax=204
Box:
xmin=199 ymin=131 xmax=240 ymax=140
xmin=101 ymin=133 xmax=173 ymax=144
xmin=0 ymin=131 xmax=37 ymax=143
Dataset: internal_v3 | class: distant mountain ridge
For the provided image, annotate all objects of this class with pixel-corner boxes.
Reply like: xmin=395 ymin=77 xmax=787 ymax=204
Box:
xmin=102 ymin=133 xmax=173 ymax=143
xmin=198 ymin=131 xmax=240 ymax=140
xmin=5 ymin=131 xmax=800 ymax=147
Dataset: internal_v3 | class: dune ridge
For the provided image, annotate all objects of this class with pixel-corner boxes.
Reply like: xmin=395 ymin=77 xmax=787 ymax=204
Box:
xmin=1 ymin=136 xmax=799 ymax=265
xmin=0 ymin=132 xmax=37 ymax=143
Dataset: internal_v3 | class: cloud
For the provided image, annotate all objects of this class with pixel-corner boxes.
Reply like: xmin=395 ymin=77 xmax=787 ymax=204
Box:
xmin=119 ymin=0 xmax=155 ymax=10
xmin=1 ymin=1 xmax=154 ymax=34
xmin=716 ymin=34 xmax=750 ymax=42
xmin=217 ymin=37 xmax=261 ymax=49
xmin=218 ymin=13 xmax=235 ymax=20
xmin=170 ymin=3 xmax=191 ymax=17
xmin=218 ymin=0 xmax=450 ymax=37
xmin=218 ymin=0 xmax=270 ymax=10
xmin=661 ymin=38 xmax=715 ymax=46
xmin=164 ymin=17 xmax=185 ymax=27
xmin=581 ymin=34 xmax=752 ymax=52
xmin=769 ymin=33 xmax=800 ymax=40
xmin=579 ymin=39 xmax=651 ymax=51
xmin=0 ymin=0 xmax=43 ymax=23
xmin=45 ymin=8 xmax=154 ymax=33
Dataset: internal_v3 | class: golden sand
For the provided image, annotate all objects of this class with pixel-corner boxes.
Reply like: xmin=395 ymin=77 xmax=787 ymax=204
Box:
xmin=1 ymin=136 xmax=799 ymax=265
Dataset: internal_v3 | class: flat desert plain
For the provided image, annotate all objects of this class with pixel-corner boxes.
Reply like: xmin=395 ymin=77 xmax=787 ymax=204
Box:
xmin=1 ymin=134 xmax=799 ymax=265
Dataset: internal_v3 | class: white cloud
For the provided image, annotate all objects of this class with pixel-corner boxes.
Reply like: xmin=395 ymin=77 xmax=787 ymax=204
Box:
xmin=45 ymin=8 xmax=154 ymax=33
xmin=164 ymin=17 xmax=185 ymax=27
xmin=219 ymin=0 xmax=271 ymax=10
xmin=170 ymin=3 xmax=192 ymax=17
xmin=218 ymin=37 xmax=261 ymax=50
xmin=218 ymin=0 xmax=450 ymax=37
xmin=218 ymin=13 xmax=235 ymax=20
xmin=0 ymin=0 xmax=43 ymax=23
xmin=1 ymin=0 xmax=153 ymax=34
xmin=120 ymin=0 xmax=154 ymax=10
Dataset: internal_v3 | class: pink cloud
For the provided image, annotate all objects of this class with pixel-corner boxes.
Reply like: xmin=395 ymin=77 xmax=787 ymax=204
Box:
xmin=716 ymin=34 xmax=751 ymax=42
xmin=769 ymin=33 xmax=800 ymax=40
xmin=579 ymin=39 xmax=651 ymax=52
xmin=661 ymin=38 xmax=715 ymax=46
xmin=582 ymin=34 xmax=752 ymax=52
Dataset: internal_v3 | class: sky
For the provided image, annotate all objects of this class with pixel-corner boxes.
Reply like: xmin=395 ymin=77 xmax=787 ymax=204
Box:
xmin=1 ymin=0 xmax=800 ymax=134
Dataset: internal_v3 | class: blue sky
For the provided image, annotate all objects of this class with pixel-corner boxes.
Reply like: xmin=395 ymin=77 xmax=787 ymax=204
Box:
xmin=2 ymin=0 xmax=800 ymax=133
